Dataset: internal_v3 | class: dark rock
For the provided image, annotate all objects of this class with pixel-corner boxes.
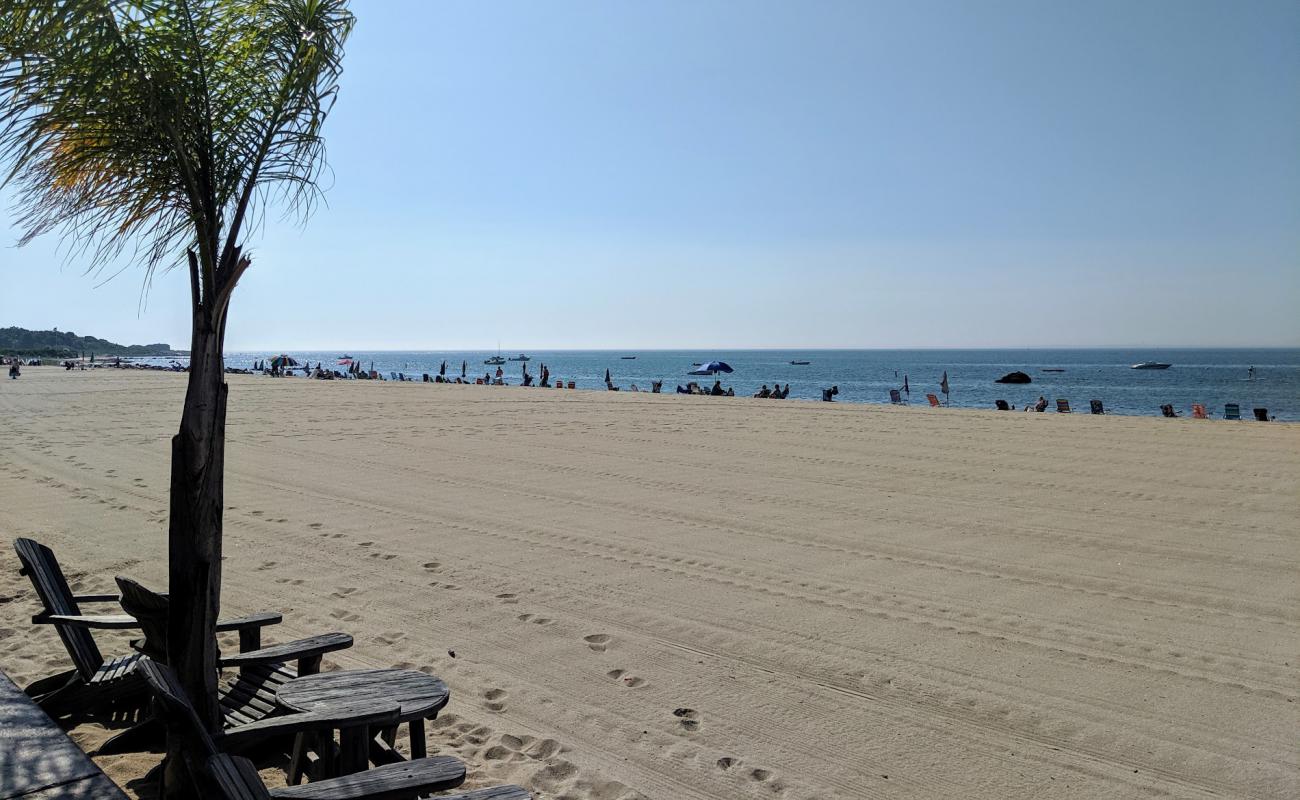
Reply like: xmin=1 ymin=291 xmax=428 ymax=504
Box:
xmin=995 ymin=371 xmax=1032 ymax=384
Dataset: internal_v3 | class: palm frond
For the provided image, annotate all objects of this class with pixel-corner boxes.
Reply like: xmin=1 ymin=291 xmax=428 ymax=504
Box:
xmin=0 ymin=0 xmax=353 ymax=298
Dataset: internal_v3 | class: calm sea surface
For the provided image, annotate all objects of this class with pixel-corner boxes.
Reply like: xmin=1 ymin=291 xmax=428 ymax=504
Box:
xmin=178 ymin=349 xmax=1300 ymax=421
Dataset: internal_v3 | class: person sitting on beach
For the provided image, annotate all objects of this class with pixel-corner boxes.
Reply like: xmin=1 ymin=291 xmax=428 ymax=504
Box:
xmin=821 ymin=385 xmax=838 ymax=402
xmin=777 ymin=384 xmax=791 ymax=399
xmin=677 ymin=384 xmax=689 ymax=394
xmin=522 ymin=373 xmax=534 ymax=387
xmin=711 ymin=380 xmax=725 ymax=396
xmin=726 ymin=387 xmax=735 ymax=396
xmin=1033 ymin=395 xmax=1048 ymax=412
xmin=651 ymin=380 xmax=663 ymax=393
xmin=755 ymin=385 xmax=771 ymax=398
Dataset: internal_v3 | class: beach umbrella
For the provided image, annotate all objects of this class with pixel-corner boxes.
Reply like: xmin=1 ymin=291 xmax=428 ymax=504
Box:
xmin=902 ymin=374 xmax=910 ymax=397
xmin=605 ymin=367 xmax=611 ymax=384
xmin=940 ymin=371 xmax=950 ymax=404
xmin=461 ymin=360 xmax=466 ymax=377
xmin=687 ymin=361 xmax=732 ymax=376
xmin=440 ymin=360 xmax=446 ymax=376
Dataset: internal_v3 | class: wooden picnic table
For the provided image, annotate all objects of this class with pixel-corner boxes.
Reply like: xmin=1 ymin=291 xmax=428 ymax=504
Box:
xmin=276 ymin=668 xmax=450 ymax=780
xmin=0 ymin=670 xmax=127 ymax=800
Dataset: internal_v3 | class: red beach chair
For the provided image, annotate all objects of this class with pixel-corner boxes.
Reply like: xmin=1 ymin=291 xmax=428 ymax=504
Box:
xmin=926 ymin=394 xmax=941 ymax=407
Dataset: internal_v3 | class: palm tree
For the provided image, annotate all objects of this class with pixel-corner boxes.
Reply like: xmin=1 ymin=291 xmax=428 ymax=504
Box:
xmin=0 ymin=0 xmax=353 ymax=789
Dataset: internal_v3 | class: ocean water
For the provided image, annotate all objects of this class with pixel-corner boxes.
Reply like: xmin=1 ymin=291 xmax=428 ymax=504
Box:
xmin=185 ymin=349 xmax=1300 ymax=421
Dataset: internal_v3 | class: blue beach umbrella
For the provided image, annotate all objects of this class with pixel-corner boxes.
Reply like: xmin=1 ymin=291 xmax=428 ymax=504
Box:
xmin=688 ymin=360 xmax=733 ymax=376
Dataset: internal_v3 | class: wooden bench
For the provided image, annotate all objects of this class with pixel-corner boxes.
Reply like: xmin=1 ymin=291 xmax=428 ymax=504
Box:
xmin=0 ymin=669 xmax=127 ymax=799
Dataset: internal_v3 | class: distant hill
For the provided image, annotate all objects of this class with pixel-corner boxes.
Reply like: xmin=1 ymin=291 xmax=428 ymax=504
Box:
xmin=0 ymin=326 xmax=176 ymax=357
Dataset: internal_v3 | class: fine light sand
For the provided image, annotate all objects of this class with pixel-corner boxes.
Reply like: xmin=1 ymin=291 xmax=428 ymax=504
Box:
xmin=1 ymin=367 xmax=1297 ymax=799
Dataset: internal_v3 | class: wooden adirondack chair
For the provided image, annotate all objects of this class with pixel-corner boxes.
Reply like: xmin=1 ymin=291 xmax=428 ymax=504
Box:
xmin=114 ymin=576 xmax=352 ymax=734
xmin=14 ymin=538 xmax=280 ymax=719
xmin=136 ymin=658 xmax=491 ymax=800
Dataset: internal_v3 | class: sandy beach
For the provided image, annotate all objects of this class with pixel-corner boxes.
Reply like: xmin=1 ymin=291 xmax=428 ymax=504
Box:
xmin=1 ymin=367 xmax=1297 ymax=799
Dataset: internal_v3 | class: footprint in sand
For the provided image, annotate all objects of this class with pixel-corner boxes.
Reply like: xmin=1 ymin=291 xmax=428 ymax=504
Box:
xmin=372 ymin=631 xmax=406 ymax=646
xmin=517 ymin=614 xmax=554 ymax=626
xmin=331 ymin=587 xmax=358 ymax=599
xmin=330 ymin=609 xmax=361 ymax=622
xmin=495 ymin=593 xmax=518 ymax=604
xmin=308 ymin=522 xmax=324 ymax=529
xmin=255 ymin=561 xmax=277 ymax=571
xmin=716 ymin=756 xmax=740 ymax=771
xmin=357 ymin=541 xmax=374 ymax=548
xmin=484 ymin=688 xmax=508 ymax=712
xmin=274 ymin=577 xmax=306 ymax=586
xmin=583 ymin=633 xmax=612 ymax=652
xmin=422 ymin=561 xmax=441 ymax=571
xmin=606 ymin=669 xmax=647 ymax=688
xmin=367 ymin=552 xmax=398 ymax=560
xmin=672 ymin=707 xmax=700 ymax=731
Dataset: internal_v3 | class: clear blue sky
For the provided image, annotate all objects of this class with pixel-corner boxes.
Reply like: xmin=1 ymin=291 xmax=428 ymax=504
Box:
xmin=2 ymin=0 xmax=1298 ymax=350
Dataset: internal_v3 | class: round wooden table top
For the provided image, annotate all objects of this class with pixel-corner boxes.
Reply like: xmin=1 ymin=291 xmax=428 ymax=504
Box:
xmin=276 ymin=668 xmax=450 ymax=722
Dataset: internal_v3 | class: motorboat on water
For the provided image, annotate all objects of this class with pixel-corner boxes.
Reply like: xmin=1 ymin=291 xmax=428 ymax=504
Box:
xmin=789 ymin=360 xmax=811 ymax=365
xmin=484 ymin=355 xmax=506 ymax=365
xmin=621 ymin=356 xmax=637 ymax=360
xmin=507 ymin=354 xmax=530 ymax=361
xmin=1131 ymin=361 xmax=1172 ymax=370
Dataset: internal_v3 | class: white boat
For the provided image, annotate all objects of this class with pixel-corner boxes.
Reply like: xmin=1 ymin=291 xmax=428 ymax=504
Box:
xmin=507 ymin=354 xmax=530 ymax=362
xmin=1131 ymin=361 xmax=1172 ymax=370
xmin=484 ymin=356 xmax=506 ymax=365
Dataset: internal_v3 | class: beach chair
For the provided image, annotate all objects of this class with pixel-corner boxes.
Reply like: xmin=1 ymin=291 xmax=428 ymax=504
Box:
xmin=1089 ymin=400 xmax=1104 ymax=415
xmin=926 ymin=394 xmax=941 ymax=407
xmin=12 ymin=539 xmax=349 ymax=729
xmin=1224 ymin=403 xmax=1240 ymax=420
xmin=1056 ymin=399 xmax=1071 ymax=413
xmin=1192 ymin=404 xmax=1207 ymax=419
xmin=137 ymin=659 xmax=515 ymax=800
xmin=994 ymin=399 xmax=1010 ymax=410
xmin=1253 ymin=408 xmax=1269 ymax=421
xmin=889 ymin=389 xmax=903 ymax=404
xmin=568 ymin=380 xmax=576 ymax=389
xmin=113 ymin=577 xmax=352 ymax=731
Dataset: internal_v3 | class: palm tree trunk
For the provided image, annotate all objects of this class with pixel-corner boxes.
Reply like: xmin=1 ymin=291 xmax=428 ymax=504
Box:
xmin=164 ymin=299 xmax=228 ymax=795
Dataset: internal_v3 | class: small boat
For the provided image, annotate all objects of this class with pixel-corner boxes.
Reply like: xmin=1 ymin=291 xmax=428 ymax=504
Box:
xmin=1131 ymin=361 xmax=1171 ymax=370
xmin=484 ymin=355 xmax=506 ymax=365
xmin=789 ymin=360 xmax=811 ymax=365
xmin=338 ymin=354 xmax=353 ymax=360
xmin=621 ymin=356 xmax=637 ymax=360
xmin=507 ymin=354 xmax=530 ymax=362
xmin=1042 ymin=368 xmax=1065 ymax=373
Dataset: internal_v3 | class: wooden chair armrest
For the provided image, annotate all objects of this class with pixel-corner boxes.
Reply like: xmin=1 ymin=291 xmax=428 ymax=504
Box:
xmin=218 ymin=632 xmax=353 ymax=669
xmin=215 ymin=611 xmax=283 ymax=632
xmin=34 ymin=613 xmax=139 ymax=630
xmin=219 ymin=701 xmax=399 ymax=751
xmin=267 ymin=756 xmax=474 ymax=800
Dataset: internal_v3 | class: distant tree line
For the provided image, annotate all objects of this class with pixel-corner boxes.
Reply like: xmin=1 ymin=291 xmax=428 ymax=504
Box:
xmin=0 ymin=326 xmax=175 ymax=356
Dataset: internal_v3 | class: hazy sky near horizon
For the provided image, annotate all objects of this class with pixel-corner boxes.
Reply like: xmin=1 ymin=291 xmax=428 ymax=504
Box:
xmin=1 ymin=0 xmax=1298 ymax=350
